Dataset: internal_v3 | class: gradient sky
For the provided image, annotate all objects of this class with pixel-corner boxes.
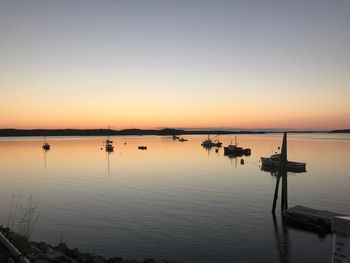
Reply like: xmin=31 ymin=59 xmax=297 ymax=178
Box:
xmin=0 ymin=0 xmax=349 ymax=130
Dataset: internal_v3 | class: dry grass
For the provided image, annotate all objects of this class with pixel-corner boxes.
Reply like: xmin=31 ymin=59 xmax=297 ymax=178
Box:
xmin=7 ymin=190 xmax=40 ymax=239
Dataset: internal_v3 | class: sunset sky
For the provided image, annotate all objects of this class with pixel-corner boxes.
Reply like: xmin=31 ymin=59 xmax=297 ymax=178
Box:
xmin=0 ymin=1 xmax=349 ymax=130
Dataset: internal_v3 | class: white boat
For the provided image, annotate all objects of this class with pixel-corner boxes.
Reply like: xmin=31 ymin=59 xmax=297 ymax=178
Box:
xmin=261 ymin=154 xmax=306 ymax=170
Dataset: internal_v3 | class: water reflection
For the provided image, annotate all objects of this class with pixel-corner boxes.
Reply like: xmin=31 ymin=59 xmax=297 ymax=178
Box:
xmin=273 ymin=215 xmax=290 ymax=263
xmin=201 ymin=144 xmax=217 ymax=157
xmin=42 ymin=148 xmax=49 ymax=168
xmin=0 ymin=134 xmax=349 ymax=263
xmin=261 ymin=165 xmax=307 ymax=175
xmin=106 ymin=151 xmax=112 ymax=176
xmin=226 ymin=154 xmax=239 ymax=169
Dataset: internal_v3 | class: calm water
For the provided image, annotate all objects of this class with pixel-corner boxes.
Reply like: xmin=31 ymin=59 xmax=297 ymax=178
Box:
xmin=1 ymin=133 xmax=350 ymax=263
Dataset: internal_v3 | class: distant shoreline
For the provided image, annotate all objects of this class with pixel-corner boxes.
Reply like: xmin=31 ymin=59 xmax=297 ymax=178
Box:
xmin=0 ymin=128 xmax=347 ymax=137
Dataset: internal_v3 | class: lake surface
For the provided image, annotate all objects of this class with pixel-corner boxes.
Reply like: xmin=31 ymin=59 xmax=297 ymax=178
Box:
xmin=1 ymin=133 xmax=350 ymax=263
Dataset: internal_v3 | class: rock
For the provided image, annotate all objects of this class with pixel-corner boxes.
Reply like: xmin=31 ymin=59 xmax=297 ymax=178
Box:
xmin=29 ymin=246 xmax=42 ymax=256
xmin=35 ymin=242 xmax=49 ymax=253
xmin=107 ymin=257 xmax=123 ymax=263
xmin=6 ymin=232 xmax=32 ymax=254
xmin=33 ymin=260 xmax=49 ymax=263
xmin=53 ymin=243 xmax=69 ymax=254
xmin=91 ymin=255 xmax=106 ymax=263
xmin=2 ymin=227 xmax=174 ymax=263
xmin=66 ymin=248 xmax=80 ymax=259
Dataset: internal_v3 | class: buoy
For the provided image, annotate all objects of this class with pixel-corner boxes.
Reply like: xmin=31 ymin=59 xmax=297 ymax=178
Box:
xmin=215 ymin=149 xmax=218 ymax=153
xmin=240 ymin=159 xmax=244 ymax=165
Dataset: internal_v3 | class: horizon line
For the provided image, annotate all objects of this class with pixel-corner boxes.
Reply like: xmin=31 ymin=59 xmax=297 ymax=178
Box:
xmin=1 ymin=127 xmax=348 ymax=132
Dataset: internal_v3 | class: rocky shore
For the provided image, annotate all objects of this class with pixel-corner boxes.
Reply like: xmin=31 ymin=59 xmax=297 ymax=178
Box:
xmin=0 ymin=226 xmax=176 ymax=263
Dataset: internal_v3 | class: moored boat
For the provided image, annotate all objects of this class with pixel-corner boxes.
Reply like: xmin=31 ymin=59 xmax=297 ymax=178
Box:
xmin=138 ymin=146 xmax=147 ymax=150
xmin=105 ymin=142 xmax=114 ymax=152
xmin=201 ymin=135 xmax=222 ymax=148
xmin=224 ymin=137 xmax=251 ymax=156
xmin=261 ymin=163 xmax=306 ymax=173
xmin=104 ymin=135 xmax=114 ymax=152
xmin=42 ymin=143 xmax=50 ymax=150
xmin=261 ymin=154 xmax=306 ymax=170
xmin=42 ymin=136 xmax=50 ymax=150
xmin=224 ymin=144 xmax=243 ymax=156
xmin=104 ymin=126 xmax=114 ymax=152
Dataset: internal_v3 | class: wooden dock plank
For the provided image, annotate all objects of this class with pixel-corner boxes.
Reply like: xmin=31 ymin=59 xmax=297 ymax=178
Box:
xmin=283 ymin=205 xmax=347 ymax=233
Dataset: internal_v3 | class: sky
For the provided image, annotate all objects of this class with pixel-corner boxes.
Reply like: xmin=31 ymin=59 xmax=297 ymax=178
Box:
xmin=0 ymin=0 xmax=349 ymax=130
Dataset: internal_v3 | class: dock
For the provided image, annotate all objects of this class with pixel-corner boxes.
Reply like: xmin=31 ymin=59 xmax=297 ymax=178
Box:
xmin=283 ymin=205 xmax=346 ymax=233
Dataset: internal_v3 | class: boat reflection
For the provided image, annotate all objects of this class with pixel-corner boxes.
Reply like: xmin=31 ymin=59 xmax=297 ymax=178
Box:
xmin=261 ymin=164 xmax=306 ymax=174
xmin=106 ymin=150 xmax=112 ymax=176
xmin=42 ymin=148 xmax=49 ymax=168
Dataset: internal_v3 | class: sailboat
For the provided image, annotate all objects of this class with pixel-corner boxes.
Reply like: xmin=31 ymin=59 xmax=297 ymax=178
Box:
xmin=105 ymin=136 xmax=114 ymax=152
xmin=104 ymin=126 xmax=114 ymax=152
xmin=42 ymin=136 xmax=50 ymax=150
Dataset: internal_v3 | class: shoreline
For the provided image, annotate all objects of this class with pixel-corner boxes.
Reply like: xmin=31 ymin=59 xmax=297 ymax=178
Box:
xmin=0 ymin=226 xmax=176 ymax=263
xmin=0 ymin=128 xmax=344 ymax=138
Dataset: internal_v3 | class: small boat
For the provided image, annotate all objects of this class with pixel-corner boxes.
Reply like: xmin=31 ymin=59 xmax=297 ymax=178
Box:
xmin=178 ymin=138 xmax=188 ymax=142
xmin=261 ymin=154 xmax=306 ymax=170
xmin=201 ymin=138 xmax=212 ymax=147
xmin=224 ymin=137 xmax=251 ymax=156
xmin=224 ymin=144 xmax=243 ymax=156
xmin=42 ymin=137 xmax=50 ymax=150
xmin=138 ymin=146 xmax=147 ymax=150
xmin=42 ymin=143 xmax=50 ymax=150
xmin=172 ymin=135 xmax=180 ymax=140
xmin=261 ymin=164 xmax=306 ymax=173
xmin=105 ymin=142 xmax=114 ymax=152
xmin=243 ymin=148 xmax=251 ymax=155
xmin=201 ymin=135 xmax=222 ymax=148
xmin=212 ymin=140 xmax=222 ymax=147
xmin=104 ymin=135 xmax=114 ymax=152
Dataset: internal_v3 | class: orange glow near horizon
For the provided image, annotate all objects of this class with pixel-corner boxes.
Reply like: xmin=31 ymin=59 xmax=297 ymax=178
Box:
xmin=1 ymin=85 xmax=350 ymax=130
xmin=2 ymin=77 xmax=349 ymax=130
xmin=1 ymin=106 xmax=349 ymax=131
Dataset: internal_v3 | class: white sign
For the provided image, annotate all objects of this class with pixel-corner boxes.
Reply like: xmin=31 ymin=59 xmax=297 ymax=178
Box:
xmin=332 ymin=234 xmax=350 ymax=263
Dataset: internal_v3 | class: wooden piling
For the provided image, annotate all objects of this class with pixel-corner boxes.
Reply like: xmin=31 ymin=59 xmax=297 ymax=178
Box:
xmin=271 ymin=171 xmax=280 ymax=214
xmin=272 ymin=132 xmax=288 ymax=214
